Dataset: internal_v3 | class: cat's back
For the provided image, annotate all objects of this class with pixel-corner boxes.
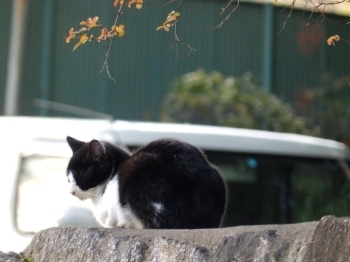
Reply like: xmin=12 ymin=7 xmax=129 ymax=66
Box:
xmin=118 ymin=138 xmax=227 ymax=229
xmin=131 ymin=138 xmax=208 ymax=166
xmin=135 ymin=139 xmax=226 ymax=195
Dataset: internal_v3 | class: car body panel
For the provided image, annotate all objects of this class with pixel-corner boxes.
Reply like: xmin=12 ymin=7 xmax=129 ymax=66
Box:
xmin=1 ymin=116 xmax=349 ymax=252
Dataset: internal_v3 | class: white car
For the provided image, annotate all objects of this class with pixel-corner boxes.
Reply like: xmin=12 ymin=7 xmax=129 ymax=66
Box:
xmin=1 ymin=116 xmax=350 ymax=252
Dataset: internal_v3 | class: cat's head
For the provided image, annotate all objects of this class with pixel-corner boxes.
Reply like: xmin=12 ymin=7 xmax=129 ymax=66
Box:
xmin=66 ymin=136 xmax=128 ymax=200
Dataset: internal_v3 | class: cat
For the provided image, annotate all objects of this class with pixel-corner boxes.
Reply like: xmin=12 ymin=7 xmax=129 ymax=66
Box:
xmin=66 ymin=136 xmax=227 ymax=229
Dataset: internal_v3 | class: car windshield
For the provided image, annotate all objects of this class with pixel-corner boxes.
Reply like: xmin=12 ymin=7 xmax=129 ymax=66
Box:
xmin=15 ymin=151 xmax=350 ymax=233
xmin=205 ymin=151 xmax=350 ymax=227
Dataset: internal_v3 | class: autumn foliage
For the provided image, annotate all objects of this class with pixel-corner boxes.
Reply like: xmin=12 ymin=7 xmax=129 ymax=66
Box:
xmin=64 ymin=0 xmax=188 ymax=81
xmin=327 ymin=35 xmax=340 ymax=46
xmin=64 ymin=0 xmax=348 ymax=81
xmin=65 ymin=15 xmax=125 ymax=51
xmin=65 ymin=0 xmax=177 ymax=52
xmin=156 ymin=11 xmax=181 ymax=32
xmin=114 ymin=0 xmax=143 ymax=9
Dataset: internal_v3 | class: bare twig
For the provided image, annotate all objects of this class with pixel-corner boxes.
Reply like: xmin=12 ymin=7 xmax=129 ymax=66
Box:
xmin=306 ymin=0 xmax=339 ymax=18
xmin=99 ymin=3 xmax=124 ymax=83
xmin=340 ymin=37 xmax=350 ymax=44
xmin=220 ymin=0 xmax=236 ymax=15
xmin=313 ymin=0 xmax=346 ymax=11
xmin=277 ymin=0 xmax=296 ymax=35
xmin=163 ymin=0 xmax=178 ymax=6
xmin=163 ymin=0 xmax=196 ymax=59
xmin=277 ymin=0 xmax=350 ymax=35
xmin=213 ymin=0 xmax=240 ymax=31
xmin=307 ymin=0 xmax=350 ymax=23
xmin=171 ymin=22 xmax=196 ymax=59
xmin=177 ymin=0 xmax=183 ymax=11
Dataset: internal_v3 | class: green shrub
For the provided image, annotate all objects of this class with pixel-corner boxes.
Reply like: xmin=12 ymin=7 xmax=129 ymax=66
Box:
xmin=295 ymin=74 xmax=350 ymax=144
xmin=160 ymin=69 xmax=319 ymax=136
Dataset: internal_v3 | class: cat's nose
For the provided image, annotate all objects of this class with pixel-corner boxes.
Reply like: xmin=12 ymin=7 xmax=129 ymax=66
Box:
xmin=71 ymin=191 xmax=76 ymax=196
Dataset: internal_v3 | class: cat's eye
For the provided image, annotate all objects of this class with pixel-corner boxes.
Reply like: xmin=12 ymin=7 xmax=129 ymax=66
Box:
xmin=67 ymin=170 xmax=77 ymax=183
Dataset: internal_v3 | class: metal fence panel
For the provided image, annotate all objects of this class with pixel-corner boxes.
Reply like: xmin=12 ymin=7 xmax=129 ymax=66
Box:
xmin=2 ymin=1 xmax=350 ymax=124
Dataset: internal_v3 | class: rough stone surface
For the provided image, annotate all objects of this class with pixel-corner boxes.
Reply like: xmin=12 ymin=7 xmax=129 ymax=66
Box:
xmin=2 ymin=216 xmax=350 ymax=261
xmin=0 ymin=251 xmax=21 ymax=262
xmin=303 ymin=216 xmax=350 ymax=262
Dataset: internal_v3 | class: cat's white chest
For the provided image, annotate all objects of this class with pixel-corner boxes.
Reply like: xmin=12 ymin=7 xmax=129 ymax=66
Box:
xmin=92 ymin=176 xmax=144 ymax=229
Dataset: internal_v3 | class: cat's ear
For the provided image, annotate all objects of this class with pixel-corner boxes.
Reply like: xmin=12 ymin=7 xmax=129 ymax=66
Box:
xmin=66 ymin=136 xmax=85 ymax=153
xmin=88 ymin=140 xmax=106 ymax=161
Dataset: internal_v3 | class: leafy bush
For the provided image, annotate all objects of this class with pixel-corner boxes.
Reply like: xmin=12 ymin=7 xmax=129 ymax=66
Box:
xmin=295 ymin=74 xmax=350 ymax=144
xmin=160 ymin=69 xmax=319 ymax=136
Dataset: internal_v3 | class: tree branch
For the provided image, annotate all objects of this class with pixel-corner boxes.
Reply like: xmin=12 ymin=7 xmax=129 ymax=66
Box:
xmin=171 ymin=22 xmax=196 ymax=59
xmin=213 ymin=0 xmax=239 ymax=31
xmin=99 ymin=3 xmax=124 ymax=83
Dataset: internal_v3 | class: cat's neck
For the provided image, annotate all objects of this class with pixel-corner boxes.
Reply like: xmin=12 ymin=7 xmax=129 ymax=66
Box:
xmin=101 ymin=165 xmax=117 ymax=192
xmin=89 ymin=165 xmax=118 ymax=202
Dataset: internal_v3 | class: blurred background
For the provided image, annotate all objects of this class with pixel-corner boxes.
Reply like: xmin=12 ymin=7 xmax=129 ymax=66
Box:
xmin=1 ymin=0 xmax=350 ymax=143
xmin=2 ymin=0 xmax=350 ymax=252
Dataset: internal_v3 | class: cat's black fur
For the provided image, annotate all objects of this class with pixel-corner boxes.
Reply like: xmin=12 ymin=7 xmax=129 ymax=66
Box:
xmin=66 ymin=136 xmax=227 ymax=229
xmin=67 ymin=137 xmax=129 ymax=191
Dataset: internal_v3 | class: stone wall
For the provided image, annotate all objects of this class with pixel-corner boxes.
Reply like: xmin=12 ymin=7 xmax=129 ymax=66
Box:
xmin=1 ymin=216 xmax=350 ymax=262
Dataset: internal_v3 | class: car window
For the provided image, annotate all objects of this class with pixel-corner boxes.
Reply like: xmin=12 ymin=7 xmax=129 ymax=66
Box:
xmin=205 ymin=151 xmax=350 ymax=226
xmin=292 ymin=161 xmax=350 ymax=222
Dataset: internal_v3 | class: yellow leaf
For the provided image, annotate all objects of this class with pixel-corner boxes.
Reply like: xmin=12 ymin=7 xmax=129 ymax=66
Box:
xmin=114 ymin=24 xmax=125 ymax=37
xmin=72 ymin=42 xmax=82 ymax=51
xmin=91 ymin=16 xmax=99 ymax=25
xmin=72 ymin=34 xmax=89 ymax=51
xmin=128 ymin=0 xmax=143 ymax=8
xmin=65 ymin=28 xmax=76 ymax=43
xmin=167 ymin=11 xmax=180 ymax=23
xmin=79 ymin=16 xmax=100 ymax=30
xmin=80 ymin=34 xmax=89 ymax=43
xmin=98 ymin=27 xmax=111 ymax=42
xmin=327 ymin=35 xmax=340 ymax=46
xmin=114 ymin=0 xmax=124 ymax=7
xmin=157 ymin=11 xmax=180 ymax=32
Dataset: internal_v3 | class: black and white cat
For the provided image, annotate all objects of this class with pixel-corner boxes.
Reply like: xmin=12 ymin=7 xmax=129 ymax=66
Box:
xmin=66 ymin=136 xmax=227 ymax=229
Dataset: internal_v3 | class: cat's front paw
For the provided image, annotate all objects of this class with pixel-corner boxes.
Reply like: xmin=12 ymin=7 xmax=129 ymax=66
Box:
xmin=116 ymin=222 xmax=133 ymax=229
xmin=101 ymin=217 xmax=118 ymax=228
xmin=116 ymin=220 xmax=144 ymax=229
xmin=117 ymin=224 xmax=136 ymax=229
